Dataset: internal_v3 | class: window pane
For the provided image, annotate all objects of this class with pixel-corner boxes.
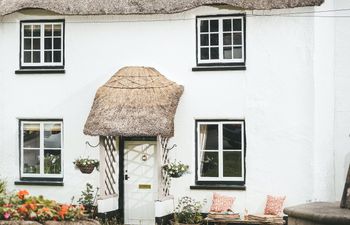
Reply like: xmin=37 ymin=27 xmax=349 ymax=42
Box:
xmin=223 ymin=33 xmax=232 ymax=45
xmin=233 ymin=19 xmax=242 ymax=31
xmin=223 ymin=19 xmax=232 ymax=31
xmin=223 ymin=124 xmax=242 ymax=149
xmin=45 ymin=24 xmax=52 ymax=36
xmin=45 ymin=38 xmax=52 ymax=49
xmin=233 ymin=47 xmax=243 ymax=59
xmin=223 ymin=151 xmax=242 ymax=177
xmin=45 ymin=51 xmax=52 ymax=63
xmin=23 ymin=25 xmax=32 ymax=37
xmin=44 ymin=123 xmax=61 ymax=148
xmin=53 ymin=51 xmax=61 ymax=62
xmin=210 ymin=20 xmax=218 ymax=32
xmin=23 ymin=124 xmax=40 ymax=148
xmin=44 ymin=150 xmax=61 ymax=174
xmin=200 ymin=20 xmax=208 ymax=32
xmin=210 ymin=34 xmax=218 ymax=45
xmin=223 ymin=47 xmax=232 ymax=59
xmin=200 ymin=48 xmax=209 ymax=60
xmin=24 ymin=39 xmax=31 ymax=50
xmin=200 ymin=34 xmax=209 ymax=46
xmin=200 ymin=152 xmax=218 ymax=177
xmin=23 ymin=150 xmax=40 ymax=174
xmin=54 ymin=38 xmax=61 ymax=49
xmin=233 ymin=33 xmax=242 ymax=45
xmin=210 ymin=47 xmax=219 ymax=59
xmin=33 ymin=38 xmax=40 ymax=50
xmin=199 ymin=124 xmax=218 ymax=150
xmin=54 ymin=24 xmax=62 ymax=36
xmin=23 ymin=51 xmax=31 ymax=63
xmin=33 ymin=51 xmax=40 ymax=63
xmin=33 ymin=25 xmax=41 ymax=37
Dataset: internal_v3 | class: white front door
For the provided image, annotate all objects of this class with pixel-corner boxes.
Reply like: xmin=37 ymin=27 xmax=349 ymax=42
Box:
xmin=124 ymin=140 xmax=158 ymax=225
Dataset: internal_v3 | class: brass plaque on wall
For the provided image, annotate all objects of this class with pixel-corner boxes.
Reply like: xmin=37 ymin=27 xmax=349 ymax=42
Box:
xmin=139 ymin=184 xmax=151 ymax=189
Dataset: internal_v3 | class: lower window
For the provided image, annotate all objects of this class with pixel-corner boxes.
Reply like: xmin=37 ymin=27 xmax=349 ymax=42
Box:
xmin=20 ymin=120 xmax=63 ymax=179
xmin=196 ymin=120 xmax=245 ymax=185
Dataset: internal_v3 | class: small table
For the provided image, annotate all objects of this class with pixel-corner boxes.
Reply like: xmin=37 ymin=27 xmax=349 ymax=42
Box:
xmin=204 ymin=218 xmax=284 ymax=225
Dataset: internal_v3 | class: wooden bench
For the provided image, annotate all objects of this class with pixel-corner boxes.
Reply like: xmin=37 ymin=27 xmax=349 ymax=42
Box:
xmin=204 ymin=218 xmax=284 ymax=225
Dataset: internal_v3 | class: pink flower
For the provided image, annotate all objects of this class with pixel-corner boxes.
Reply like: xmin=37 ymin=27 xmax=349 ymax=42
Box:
xmin=4 ymin=212 xmax=10 ymax=219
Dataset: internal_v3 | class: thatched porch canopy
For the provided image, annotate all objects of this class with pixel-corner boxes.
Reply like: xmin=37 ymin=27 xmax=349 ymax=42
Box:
xmin=0 ymin=0 xmax=324 ymax=16
xmin=84 ymin=67 xmax=184 ymax=137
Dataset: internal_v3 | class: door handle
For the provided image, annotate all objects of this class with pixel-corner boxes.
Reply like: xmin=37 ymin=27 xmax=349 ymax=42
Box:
xmin=125 ymin=170 xmax=130 ymax=180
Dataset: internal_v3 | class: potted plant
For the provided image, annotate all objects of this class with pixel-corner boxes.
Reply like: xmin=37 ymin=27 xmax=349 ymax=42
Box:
xmin=73 ymin=158 xmax=99 ymax=174
xmin=172 ymin=196 xmax=205 ymax=225
xmin=163 ymin=161 xmax=189 ymax=178
xmin=78 ymin=183 xmax=98 ymax=218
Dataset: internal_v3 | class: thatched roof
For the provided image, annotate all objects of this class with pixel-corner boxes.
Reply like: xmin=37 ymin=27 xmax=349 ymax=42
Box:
xmin=84 ymin=66 xmax=184 ymax=137
xmin=0 ymin=0 xmax=324 ymax=16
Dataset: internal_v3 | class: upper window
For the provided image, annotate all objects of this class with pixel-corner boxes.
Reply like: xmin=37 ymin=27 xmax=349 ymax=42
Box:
xmin=20 ymin=120 xmax=63 ymax=179
xmin=196 ymin=120 xmax=245 ymax=184
xmin=196 ymin=15 xmax=245 ymax=66
xmin=20 ymin=20 xmax=64 ymax=68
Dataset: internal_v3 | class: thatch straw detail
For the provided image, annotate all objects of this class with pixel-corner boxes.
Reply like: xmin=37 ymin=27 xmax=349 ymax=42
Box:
xmin=0 ymin=0 xmax=324 ymax=16
xmin=84 ymin=66 xmax=184 ymax=137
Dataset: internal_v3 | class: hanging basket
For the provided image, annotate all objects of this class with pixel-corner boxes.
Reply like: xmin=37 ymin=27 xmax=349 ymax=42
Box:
xmin=78 ymin=165 xmax=96 ymax=174
xmin=169 ymin=172 xmax=186 ymax=178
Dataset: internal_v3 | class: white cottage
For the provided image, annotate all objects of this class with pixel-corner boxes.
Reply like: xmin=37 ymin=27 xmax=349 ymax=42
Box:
xmin=1 ymin=0 xmax=348 ymax=224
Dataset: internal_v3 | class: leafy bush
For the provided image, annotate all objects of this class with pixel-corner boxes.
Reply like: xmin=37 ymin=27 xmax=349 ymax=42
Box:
xmin=0 ymin=190 xmax=84 ymax=222
xmin=0 ymin=179 xmax=6 ymax=194
xmin=78 ymin=183 xmax=97 ymax=218
xmin=174 ymin=196 xmax=205 ymax=224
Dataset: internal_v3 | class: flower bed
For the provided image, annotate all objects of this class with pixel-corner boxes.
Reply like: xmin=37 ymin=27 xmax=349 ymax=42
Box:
xmin=0 ymin=190 xmax=100 ymax=224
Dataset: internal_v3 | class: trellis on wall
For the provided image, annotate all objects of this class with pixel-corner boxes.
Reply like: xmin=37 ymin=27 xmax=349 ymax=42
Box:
xmin=100 ymin=136 xmax=118 ymax=197
xmin=159 ymin=137 xmax=177 ymax=199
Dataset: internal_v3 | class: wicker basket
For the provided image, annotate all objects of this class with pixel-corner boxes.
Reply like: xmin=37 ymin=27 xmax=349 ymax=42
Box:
xmin=78 ymin=165 xmax=95 ymax=174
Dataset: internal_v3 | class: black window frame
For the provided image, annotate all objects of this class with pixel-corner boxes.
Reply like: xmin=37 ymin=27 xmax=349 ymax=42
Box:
xmin=194 ymin=119 xmax=246 ymax=186
xmin=194 ymin=14 xmax=246 ymax=70
xmin=19 ymin=19 xmax=65 ymax=70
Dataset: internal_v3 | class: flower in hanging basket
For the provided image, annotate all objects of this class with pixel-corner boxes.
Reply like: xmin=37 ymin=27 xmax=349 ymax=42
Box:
xmin=163 ymin=161 xmax=190 ymax=178
xmin=73 ymin=158 xmax=99 ymax=174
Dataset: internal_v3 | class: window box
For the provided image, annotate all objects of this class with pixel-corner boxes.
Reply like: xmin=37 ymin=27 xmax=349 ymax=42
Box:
xmin=195 ymin=15 xmax=246 ymax=70
xmin=195 ymin=120 xmax=246 ymax=185
xmin=19 ymin=20 xmax=65 ymax=70
xmin=19 ymin=120 xmax=64 ymax=180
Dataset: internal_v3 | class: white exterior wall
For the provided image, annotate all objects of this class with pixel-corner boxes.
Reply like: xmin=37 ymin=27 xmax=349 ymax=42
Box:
xmin=334 ymin=0 xmax=350 ymax=200
xmin=0 ymin=4 xmax=337 ymax=214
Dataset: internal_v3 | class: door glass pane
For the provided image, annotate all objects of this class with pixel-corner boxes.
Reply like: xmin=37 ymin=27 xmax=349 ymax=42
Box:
xmin=23 ymin=124 xmax=40 ymax=148
xmin=199 ymin=124 xmax=218 ymax=150
xmin=23 ymin=150 xmax=40 ymax=174
xmin=44 ymin=150 xmax=61 ymax=174
xmin=200 ymin=152 xmax=218 ymax=177
xmin=223 ymin=124 xmax=242 ymax=149
xmin=223 ymin=151 xmax=242 ymax=177
xmin=44 ymin=123 xmax=61 ymax=148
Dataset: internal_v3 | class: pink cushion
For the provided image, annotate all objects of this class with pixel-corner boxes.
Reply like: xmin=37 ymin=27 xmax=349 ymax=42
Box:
xmin=264 ymin=195 xmax=286 ymax=215
xmin=210 ymin=193 xmax=235 ymax=212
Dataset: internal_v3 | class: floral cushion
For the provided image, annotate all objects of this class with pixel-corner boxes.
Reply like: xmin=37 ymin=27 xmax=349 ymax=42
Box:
xmin=210 ymin=193 xmax=235 ymax=212
xmin=264 ymin=195 xmax=286 ymax=215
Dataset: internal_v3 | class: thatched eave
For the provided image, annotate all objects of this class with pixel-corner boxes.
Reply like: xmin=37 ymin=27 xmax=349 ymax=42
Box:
xmin=0 ymin=0 xmax=324 ymax=16
xmin=84 ymin=66 xmax=184 ymax=138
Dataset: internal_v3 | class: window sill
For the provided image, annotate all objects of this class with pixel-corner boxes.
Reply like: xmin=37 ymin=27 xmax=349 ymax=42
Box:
xmin=192 ymin=66 xmax=246 ymax=72
xmin=15 ymin=69 xmax=65 ymax=74
xmin=15 ymin=180 xmax=64 ymax=186
xmin=190 ymin=184 xmax=246 ymax=190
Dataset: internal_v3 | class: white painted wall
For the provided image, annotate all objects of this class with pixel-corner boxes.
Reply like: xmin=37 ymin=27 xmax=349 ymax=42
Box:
xmin=334 ymin=0 xmax=350 ymax=200
xmin=0 ymin=3 xmax=337 ymax=215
